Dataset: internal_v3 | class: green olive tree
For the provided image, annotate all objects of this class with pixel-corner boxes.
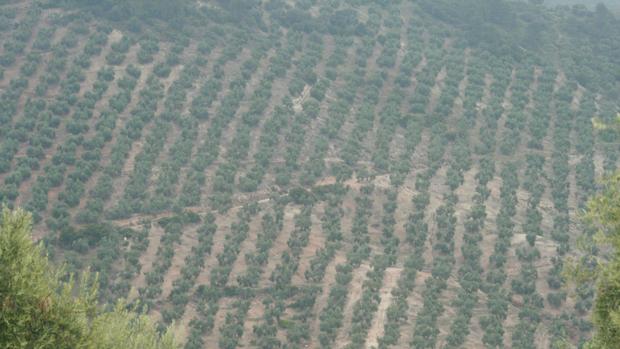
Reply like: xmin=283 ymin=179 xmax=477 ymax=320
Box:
xmin=0 ymin=207 xmax=179 ymax=349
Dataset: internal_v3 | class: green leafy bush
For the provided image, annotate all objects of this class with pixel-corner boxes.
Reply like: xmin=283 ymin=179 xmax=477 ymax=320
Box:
xmin=0 ymin=208 xmax=179 ymax=349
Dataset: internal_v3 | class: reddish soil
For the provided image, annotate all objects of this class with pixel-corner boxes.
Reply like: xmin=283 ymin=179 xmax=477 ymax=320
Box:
xmin=365 ymin=266 xmax=402 ymax=347
xmin=259 ymin=205 xmax=300 ymax=287
xmin=129 ymin=223 xmax=164 ymax=300
xmin=199 ymin=47 xmax=273 ymax=207
xmin=291 ymin=202 xmax=326 ymax=286
xmin=160 ymin=225 xmax=199 ymax=300
xmin=334 ymin=262 xmax=370 ymax=348
xmin=226 ymin=213 xmax=262 ymax=286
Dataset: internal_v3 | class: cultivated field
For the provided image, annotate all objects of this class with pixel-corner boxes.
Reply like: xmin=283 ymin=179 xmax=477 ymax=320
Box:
xmin=0 ymin=1 xmax=617 ymax=348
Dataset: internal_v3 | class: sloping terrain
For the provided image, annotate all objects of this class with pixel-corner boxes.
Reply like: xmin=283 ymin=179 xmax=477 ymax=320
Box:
xmin=0 ymin=1 xmax=618 ymax=348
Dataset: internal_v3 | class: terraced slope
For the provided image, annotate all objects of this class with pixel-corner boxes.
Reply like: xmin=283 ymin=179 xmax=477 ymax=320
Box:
xmin=0 ymin=1 xmax=618 ymax=348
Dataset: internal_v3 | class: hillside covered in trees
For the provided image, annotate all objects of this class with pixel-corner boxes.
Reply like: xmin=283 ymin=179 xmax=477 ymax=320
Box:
xmin=0 ymin=0 xmax=618 ymax=348
xmin=544 ymin=0 xmax=620 ymax=13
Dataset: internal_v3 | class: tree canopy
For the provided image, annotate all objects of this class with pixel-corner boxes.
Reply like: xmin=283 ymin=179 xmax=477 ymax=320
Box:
xmin=568 ymin=109 xmax=620 ymax=346
xmin=581 ymin=173 xmax=620 ymax=348
xmin=0 ymin=207 xmax=179 ymax=349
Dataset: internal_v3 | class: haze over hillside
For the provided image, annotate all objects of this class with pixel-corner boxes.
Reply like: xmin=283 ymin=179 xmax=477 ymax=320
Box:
xmin=0 ymin=0 xmax=618 ymax=348
xmin=545 ymin=0 xmax=620 ymax=11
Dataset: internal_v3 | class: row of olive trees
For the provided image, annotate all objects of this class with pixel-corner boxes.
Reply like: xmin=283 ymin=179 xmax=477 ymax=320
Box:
xmin=26 ymin=27 xmax=111 ymax=228
xmin=210 ymin=30 xmax=301 ymax=211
